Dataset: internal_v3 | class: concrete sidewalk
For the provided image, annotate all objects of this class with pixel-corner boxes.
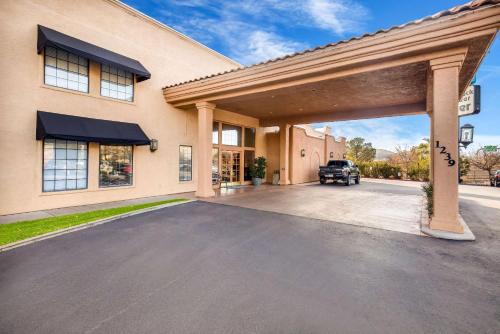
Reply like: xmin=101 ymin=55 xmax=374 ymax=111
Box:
xmin=205 ymin=179 xmax=424 ymax=235
xmin=0 ymin=192 xmax=196 ymax=224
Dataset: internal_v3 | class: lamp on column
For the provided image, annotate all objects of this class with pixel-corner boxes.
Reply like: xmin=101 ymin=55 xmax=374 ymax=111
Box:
xmin=459 ymin=124 xmax=474 ymax=148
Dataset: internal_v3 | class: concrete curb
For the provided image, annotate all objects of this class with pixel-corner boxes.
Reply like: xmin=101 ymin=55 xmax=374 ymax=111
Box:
xmin=420 ymin=198 xmax=475 ymax=241
xmin=0 ymin=199 xmax=196 ymax=252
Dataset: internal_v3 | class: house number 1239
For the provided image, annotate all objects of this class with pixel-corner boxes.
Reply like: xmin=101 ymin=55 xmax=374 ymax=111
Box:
xmin=435 ymin=141 xmax=456 ymax=166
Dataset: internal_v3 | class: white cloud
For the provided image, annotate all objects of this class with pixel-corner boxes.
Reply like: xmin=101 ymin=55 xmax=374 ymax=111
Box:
xmin=149 ymin=0 xmax=370 ymax=65
xmin=305 ymin=0 xmax=369 ymax=35
xmin=314 ymin=117 xmax=429 ymax=151
xmin=235 ymin=31 xmax=307 ymax=65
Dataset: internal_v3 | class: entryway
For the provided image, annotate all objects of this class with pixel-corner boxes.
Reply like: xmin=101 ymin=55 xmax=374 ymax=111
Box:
xmin=221 ymin=150 xmax=241 ymax=185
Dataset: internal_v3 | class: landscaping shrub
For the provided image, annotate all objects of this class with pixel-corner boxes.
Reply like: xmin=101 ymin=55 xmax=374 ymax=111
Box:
xmin=359 ymin=161 xmax=401 ymax=179
xmin=422 ymin=182 xmax=433 ymax=218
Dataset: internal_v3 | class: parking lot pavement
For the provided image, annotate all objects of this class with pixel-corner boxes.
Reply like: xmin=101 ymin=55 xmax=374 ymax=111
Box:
xmin=1 ymin=200 xmax=499 ymax=334
xmin=206 ymin=179 xmax=424 ymax=235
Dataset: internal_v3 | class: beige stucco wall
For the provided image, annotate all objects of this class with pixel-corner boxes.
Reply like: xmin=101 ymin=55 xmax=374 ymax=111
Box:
xmin=0 ymin=0 xmax=240 ymax=215
xmin=264 ymin=126 xmax=346 ymax=184
xmin=265 ymin=133 xmax=280 ymax=183
xmin=290 ymin=127 xmax=325 ymax=184
xmin=325 ymin=135 xmax=347 ymax=161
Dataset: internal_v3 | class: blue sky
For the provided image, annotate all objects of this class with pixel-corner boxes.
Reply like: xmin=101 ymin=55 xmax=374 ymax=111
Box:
xmin=124 ymin=0 xmax=499 ymax=152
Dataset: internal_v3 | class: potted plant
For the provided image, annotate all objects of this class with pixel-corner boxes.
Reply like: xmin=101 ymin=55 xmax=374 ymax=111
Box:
xmin=250 ymin=156 xmax=267 ymax=186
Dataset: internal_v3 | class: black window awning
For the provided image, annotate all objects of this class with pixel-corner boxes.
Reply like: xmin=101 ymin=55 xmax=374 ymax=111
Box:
xmin=36 ymin=111 xmax=151 ymax=145
xmin=37 ymin=25 xmax=151 ymax=82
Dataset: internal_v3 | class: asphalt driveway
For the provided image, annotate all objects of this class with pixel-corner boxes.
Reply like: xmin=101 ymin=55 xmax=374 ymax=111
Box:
xmin=1 ymin=200 xmax=499 ymax=333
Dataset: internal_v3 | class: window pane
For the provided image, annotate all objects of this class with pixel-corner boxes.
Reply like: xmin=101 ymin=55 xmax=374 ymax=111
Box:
xmin=212 ymin=122 xmax=219 ymax=144
xmin=212 ymin=148 xmax=219 ymax=174
xmin=66 ymin=179 xmax=77 ymax=190
xmin=244 ymin=128 xmax=256 ymax=148
xmin=77 ymin=179 xmax=87 ymax=189
xmin=101 ymin=65 xmax=134 ymax=101
xmin=222 ymin=124 xmax=242 ymax=146
xmin=179 ymin=146 xmax=192 ymax=181
xmin=43 ymin=139 xmax=88 ymax=192
xmin=44 ymin=46 xmax=88 ymax=93
xmin=43 ymin=170 xmax=55 ymax=181
xmin=67 ymin=160 xmax=77 ymax=169
xmin=45 ymin=66 xmax=57 ymax=77
xmin=43 ymin=181 xmax=55 ymax=192
xmin=55 ymin=149 xmax=66 ymax=159
xmin=55 ymin=170 xmax=66 ymax=180
xmin=55 ymin=180 xmax=66 ymax=190
xmin=67 ymin=169 xmax=77 ymax=179
xmin=55 ymin=160 xmax=66 ymax=169
xmin=99 ymin=145 xmax=133 ymax=187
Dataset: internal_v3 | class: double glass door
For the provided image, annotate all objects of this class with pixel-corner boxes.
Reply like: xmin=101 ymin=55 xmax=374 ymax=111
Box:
xmin=221 ymin=151 xmax=240 ymax=185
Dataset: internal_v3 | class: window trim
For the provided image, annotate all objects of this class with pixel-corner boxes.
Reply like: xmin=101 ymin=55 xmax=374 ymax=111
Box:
xmin=179 ymin=145 xmax=193 ymax=182
xmin=42 ymin=139 xmax=89 ymax=193
xmin=43 ymin=46 xmax=89 ymax=94
xmin=98 ymin=144 xmax=134 ymax=188
xmin=99 ymin=63 xmax=135 ymax=102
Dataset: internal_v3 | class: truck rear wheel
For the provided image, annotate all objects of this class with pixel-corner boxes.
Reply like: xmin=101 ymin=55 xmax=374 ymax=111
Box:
xmin=320 ymin=178 xmax=326 ymax=184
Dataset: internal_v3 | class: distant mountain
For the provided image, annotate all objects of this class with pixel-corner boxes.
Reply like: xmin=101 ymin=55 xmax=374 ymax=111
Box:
xmin=375 ymin=149 xmax=395 ymax=161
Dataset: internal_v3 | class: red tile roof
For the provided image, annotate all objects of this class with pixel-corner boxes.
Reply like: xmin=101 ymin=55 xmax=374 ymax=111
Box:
xmin=164 ymin=0 xmax=500 ymax=89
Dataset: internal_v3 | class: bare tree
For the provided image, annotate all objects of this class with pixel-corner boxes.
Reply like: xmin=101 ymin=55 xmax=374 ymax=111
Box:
xmin=469 ymin=148 xmax=500 ymax=176
xmin=392 ymin=145 xmax=418 ymax=178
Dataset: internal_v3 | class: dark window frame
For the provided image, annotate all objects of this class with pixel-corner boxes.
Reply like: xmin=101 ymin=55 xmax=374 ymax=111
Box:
xmin=43 ymin=46 xmax=89 ymax=93
xmin=100 ymin=63 xmax=135 ymax=102
xmin=98 ymin=144 xmax=134 ymax=188
xmin=42 ymin=139 xmax=89 ymax=192
xmin=179 ymin=145 xmax=193 ymax=182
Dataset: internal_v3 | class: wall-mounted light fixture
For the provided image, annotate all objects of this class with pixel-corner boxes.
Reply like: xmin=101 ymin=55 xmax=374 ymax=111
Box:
xmin=459 ymin=123 xmax=474 ymax=148
xmin=150 ymin=139 xmax=158 ymax=152
xmin=329 ymin=152 xmax=334 ymax=158
xmin=300 ymin=149 xmax=306 ymax=157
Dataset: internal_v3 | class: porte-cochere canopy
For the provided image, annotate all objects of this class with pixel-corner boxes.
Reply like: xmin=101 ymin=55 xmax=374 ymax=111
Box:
xmin=163 ymin=0 xmax=500 ymax=127
xmin=163 ymin=0 xmax=500 ymax=237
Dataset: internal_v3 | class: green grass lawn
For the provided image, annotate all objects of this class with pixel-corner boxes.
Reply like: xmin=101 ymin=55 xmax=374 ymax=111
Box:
xmin=0 ymin=198 xmax=187 ymax=246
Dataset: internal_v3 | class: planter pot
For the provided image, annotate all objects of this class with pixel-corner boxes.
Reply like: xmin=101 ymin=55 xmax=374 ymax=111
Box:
xmin=252 ymin=177 xmax=263 ymax=186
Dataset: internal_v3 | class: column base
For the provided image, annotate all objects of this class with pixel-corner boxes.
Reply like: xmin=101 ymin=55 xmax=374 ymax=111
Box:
xmin=429 ymin=216 xmax=464 ymax=233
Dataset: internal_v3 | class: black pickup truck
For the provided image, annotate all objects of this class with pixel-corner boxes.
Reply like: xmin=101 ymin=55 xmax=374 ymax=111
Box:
xmin=318 ymin=160 xmax=360 ymax=186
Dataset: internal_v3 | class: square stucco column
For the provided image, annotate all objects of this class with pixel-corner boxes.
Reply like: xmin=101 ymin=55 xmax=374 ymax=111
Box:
xmin=279 ymin=123 xmax=291 ymax=185
xmin=195 ymin=102 xmax=216 ymax=197
xmin=429 ymin=55 xmax=464 ymax=233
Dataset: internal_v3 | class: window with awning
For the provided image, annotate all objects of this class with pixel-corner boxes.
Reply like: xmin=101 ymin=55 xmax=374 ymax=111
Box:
xmin=37 ymin=25 xmax=151 ymax=82
xmin=36 ymin=111 xmax=151 ymax=145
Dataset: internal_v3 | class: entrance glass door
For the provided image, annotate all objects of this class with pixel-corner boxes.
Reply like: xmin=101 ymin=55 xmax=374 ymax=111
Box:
xmin=221 ymin=150 xmax=241 ymax=185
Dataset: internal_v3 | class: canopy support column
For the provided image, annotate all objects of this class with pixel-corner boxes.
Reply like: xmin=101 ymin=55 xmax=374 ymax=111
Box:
xmin=279 ymin=123 xmax=290 ymax=185
xmin=195 ymin=102 xmax=216 ymax=197
xmin=428 ymin=55 xmax=464 ymax=233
